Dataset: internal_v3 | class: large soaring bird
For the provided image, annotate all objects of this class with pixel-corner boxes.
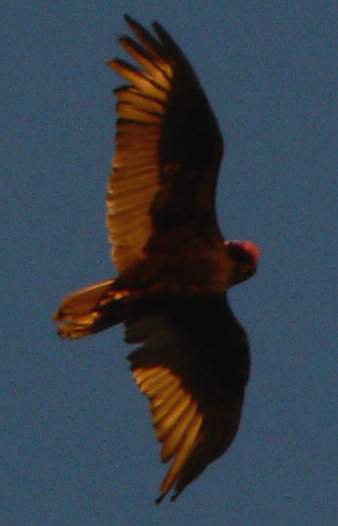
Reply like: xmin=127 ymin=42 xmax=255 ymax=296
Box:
xmin=54 ymin=15 xmax=260 ymax=503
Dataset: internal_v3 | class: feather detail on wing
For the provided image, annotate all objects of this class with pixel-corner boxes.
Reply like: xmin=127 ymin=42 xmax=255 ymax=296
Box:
xmin=125 ymin=295 xmax=250 ymax=502
xmin=107 ymin=16 xmax=224 ymax=274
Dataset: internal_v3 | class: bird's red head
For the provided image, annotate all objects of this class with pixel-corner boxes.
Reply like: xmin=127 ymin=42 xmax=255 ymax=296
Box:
xmin=225 ymin=240 xmax=260 ymax=285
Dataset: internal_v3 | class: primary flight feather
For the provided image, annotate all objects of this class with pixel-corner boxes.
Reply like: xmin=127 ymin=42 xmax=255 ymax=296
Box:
xmin=54 ymin=15 xmax=260 ymax=503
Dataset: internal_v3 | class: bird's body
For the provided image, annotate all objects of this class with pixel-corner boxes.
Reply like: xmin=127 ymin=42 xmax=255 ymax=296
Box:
xmin=116 ymin=234 xmax=239 ymax=294
xmin=54 ymin=16 xmax=260 ymax=502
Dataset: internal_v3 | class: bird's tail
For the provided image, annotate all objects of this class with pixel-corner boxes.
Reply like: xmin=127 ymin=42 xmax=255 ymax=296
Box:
xmin=54 ymin=279 xmax=130 ymax=339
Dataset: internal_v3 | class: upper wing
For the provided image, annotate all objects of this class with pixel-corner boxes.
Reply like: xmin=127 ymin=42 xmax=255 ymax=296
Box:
xmin=125 ymin=295 xmax=250 ymax=502
xmin=107 ymin=16 xmax=224 ymax=273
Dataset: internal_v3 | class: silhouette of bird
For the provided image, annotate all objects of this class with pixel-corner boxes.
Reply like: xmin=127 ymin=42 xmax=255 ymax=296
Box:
xmin=54 ymin=15 xmax=260 ymax=503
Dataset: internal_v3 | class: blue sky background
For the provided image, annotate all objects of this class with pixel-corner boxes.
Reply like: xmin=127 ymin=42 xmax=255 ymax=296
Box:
xmin=2 ymin=1 xmax=337 ymax=524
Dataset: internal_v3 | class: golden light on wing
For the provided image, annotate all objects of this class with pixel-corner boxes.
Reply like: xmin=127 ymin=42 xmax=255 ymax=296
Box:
xmin=132 ymin=361 xmax=204 ymax=499
xmin=160 ymin=411 xmax=203 ymax=498
xmin=106 ymin=15 xmax=224 ymax=275
xmin=106 ymin=23 xmax=172 ymax=273
xmin=126 ymin=295 xmax=249 ymax=502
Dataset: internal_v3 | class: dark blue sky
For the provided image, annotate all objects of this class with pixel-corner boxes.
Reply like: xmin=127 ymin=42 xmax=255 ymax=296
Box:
xmin=2 ymin=1 xmax=337 ymax=524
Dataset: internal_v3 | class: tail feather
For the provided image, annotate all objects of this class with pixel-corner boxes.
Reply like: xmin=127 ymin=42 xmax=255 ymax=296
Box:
xmin=54 ymin=279 xmax=129 ymax=339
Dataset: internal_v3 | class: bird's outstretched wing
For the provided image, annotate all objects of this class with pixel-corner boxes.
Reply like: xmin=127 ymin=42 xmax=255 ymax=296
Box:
xmin=107 ymin=16 xmax=224 ymax=273
xmin=126 ymin=295 xmax=250 ymax=502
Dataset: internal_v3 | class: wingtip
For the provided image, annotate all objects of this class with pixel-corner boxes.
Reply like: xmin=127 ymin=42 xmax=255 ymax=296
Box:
xmin=124 ymin=14 xmax=162 ymax=39
xmin=124 ymin=14 xmax=139 ymax=28
xmin=152 ymin=21 xmax=161 ymax=32
xmin=155 ymin=490 xmax=180 ymax=504
xmin=170 ymin=491 xmax=179 ymax=502
xmin=155 ymin=493 xmax=165 ymax=505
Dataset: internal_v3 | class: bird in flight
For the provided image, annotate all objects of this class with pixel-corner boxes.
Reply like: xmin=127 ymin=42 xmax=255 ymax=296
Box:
xmin=54 ymin=15 xmax=260 ymax=503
